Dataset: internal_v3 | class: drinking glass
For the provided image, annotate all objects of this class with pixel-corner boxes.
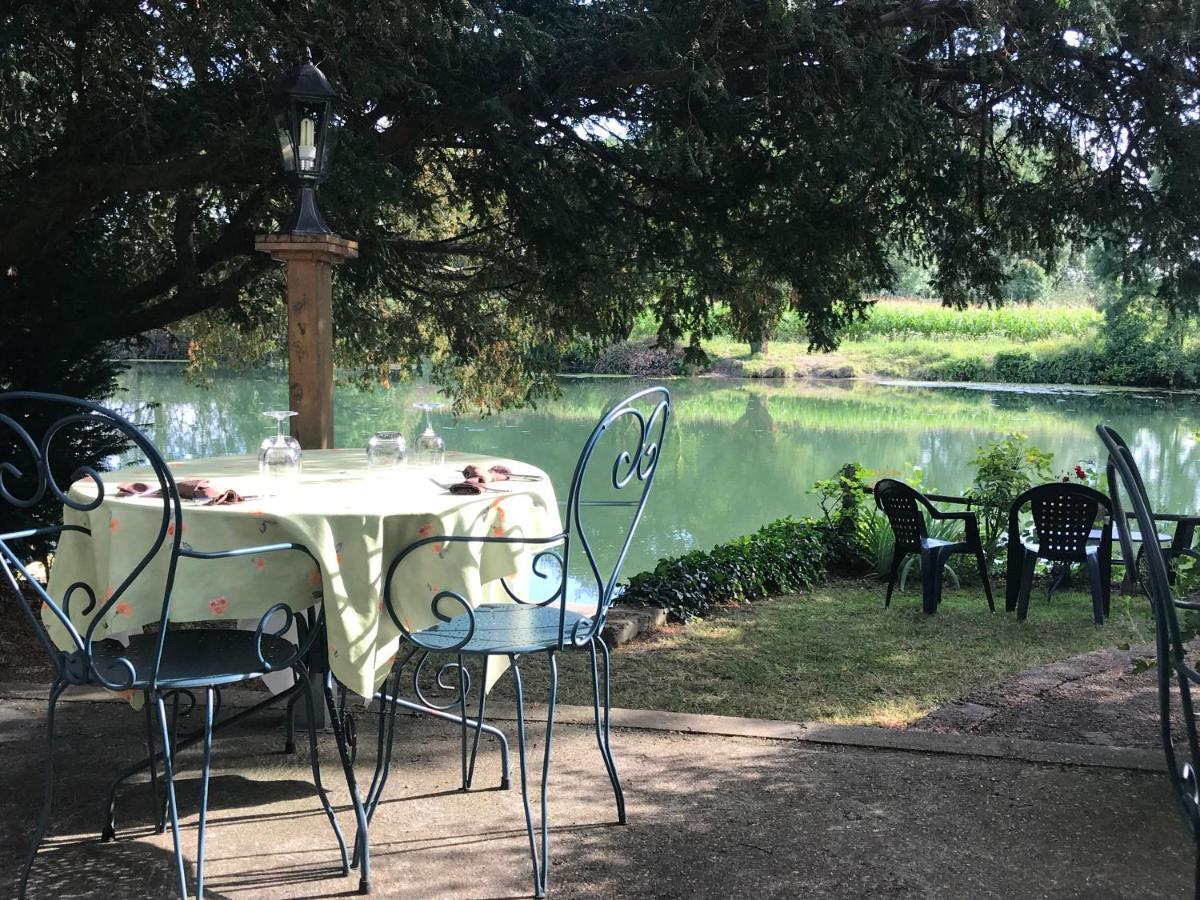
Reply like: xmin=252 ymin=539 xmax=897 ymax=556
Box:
xmin=259 ymin=410 xmax=302 ymax=493
xmin=367 ymin=431 xmax=408 ymax=472
xmin=413 ymin=402 xmax=446 ymax=467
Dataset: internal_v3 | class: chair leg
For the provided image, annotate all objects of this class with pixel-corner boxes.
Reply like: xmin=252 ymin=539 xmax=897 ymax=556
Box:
xmin=19 ymin=680 xmax=66 ymax=900
xmin=974 ymin=550 xmax=995 ymax=612
xmin=283 ymin=684 xmax=302 ymax=754
xmin=884 ymin=553 xmax=904 ymax=608
xmin=154 ymin=692 xmax=189 ymax=900
xmin=195 ymin=687 xmax=215 ymax=898
xmin=458 ymin=653 xmax=469 ymax=791
xmin=143 ymin=689 xmax=163 ymax=834
xmin=466 ymin=657 xmax=490 ymax=790
xmin=324 ymin=675 xmax=371 ymax=895
xmin=1085 ymin=553 xmax=1106 ymax=626
xmin=590 ymin=637 xmax=626 ymax=824
xmin=511 ymin=653 xmax=557 ymax=899
xmin=1016 ymin=550 xmax=1038 ymax=622
xmin=919 ymin=548 xmax=943 ymax=615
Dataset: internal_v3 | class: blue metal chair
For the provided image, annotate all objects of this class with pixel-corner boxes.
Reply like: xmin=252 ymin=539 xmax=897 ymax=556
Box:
xmin=1099 ymin=424 xmax=1200 ymax=897
xmin=357 ymin=386 xmax=670 ymax=898
xmin=0 ymin=392 xmax=353 ymax=899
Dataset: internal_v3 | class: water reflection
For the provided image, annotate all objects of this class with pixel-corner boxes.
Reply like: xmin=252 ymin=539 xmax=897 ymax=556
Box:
xmin=110 ymin=364 xmax=1200 ymax=579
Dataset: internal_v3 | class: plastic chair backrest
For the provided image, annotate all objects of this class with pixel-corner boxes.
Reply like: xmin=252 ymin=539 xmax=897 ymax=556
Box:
xmin=874 ymin=478 xmax=931 ymax=553
xmin=1011 ymin=481 xmax=1110 ymax=562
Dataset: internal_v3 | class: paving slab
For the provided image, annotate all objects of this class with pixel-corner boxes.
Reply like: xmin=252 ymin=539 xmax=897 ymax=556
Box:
xmin=0 ymin=693 xmax=1192 ymax=899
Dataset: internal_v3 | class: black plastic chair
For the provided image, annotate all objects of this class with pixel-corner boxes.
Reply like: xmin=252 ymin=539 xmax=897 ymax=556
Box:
xmin=0 ymin=392 xmax=355 ymax=899
xmin=1099 ymin=424 xmax=1200 ymax=895
xmin=873 ymin=478 xmax=994 ymax=615
xmin=1005 ymin=482 xmax=1113 ymax=625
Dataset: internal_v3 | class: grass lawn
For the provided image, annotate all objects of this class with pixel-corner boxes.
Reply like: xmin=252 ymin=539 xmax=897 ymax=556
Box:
xmin=501 ymin=580 xmax=1156 ymax=727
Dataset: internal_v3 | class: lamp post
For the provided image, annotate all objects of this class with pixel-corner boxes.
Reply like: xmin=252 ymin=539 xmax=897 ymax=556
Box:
xmin=255 ymin=51 xmax=357 ymax=449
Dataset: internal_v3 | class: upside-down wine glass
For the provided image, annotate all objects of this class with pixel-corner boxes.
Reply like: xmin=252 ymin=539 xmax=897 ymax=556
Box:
xmin=413 ymin=402 xmax=446 ymax=467
xmin=259 ymin=410 xmax=303 ymax=494
xmin=367 ymin=431 xmax=408 ymax=472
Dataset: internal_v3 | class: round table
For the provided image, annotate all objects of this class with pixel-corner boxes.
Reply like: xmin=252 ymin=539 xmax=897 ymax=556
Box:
xmin=44 ymin=449 xmax=562 ymax=697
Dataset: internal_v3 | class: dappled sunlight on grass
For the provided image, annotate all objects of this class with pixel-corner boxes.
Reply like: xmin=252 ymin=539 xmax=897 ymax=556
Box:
xmin=511 ymin=580 xmax=1156 ymax=725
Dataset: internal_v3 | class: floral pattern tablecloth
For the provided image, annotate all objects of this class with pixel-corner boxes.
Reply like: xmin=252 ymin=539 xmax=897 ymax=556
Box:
xmin=44 ymin=450 xmax=561 ymax=697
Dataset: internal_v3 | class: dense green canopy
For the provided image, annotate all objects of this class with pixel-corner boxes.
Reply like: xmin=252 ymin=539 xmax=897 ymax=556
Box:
xmin=2 ymin=1 xmax=1198 ymax=406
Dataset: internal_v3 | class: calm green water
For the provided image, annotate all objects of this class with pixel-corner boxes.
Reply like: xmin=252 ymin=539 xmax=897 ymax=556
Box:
xmin=112 ymin=363 xmax=1200 ymax=579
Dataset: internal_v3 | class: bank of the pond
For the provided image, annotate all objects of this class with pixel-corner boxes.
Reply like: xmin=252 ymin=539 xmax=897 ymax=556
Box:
xmin=567 ymin=332 xmax=1200 ymax=390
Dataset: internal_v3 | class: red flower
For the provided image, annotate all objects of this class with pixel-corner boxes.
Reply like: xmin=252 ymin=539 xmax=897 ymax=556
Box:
xmin=1075 ymin=465 xmax=1087 ymax=480
xmin=208 ymin=596 xmax=228 ymax=616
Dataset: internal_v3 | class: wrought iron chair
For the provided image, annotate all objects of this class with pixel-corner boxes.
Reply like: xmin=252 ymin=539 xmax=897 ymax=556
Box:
xmin=1005 ymin=482 xmax=1113 ymax=625
xmin=873 ymin=478 xmax=993 ymax=615
xmin=0 ymin=392 xmax=352 ymax=899
xmin=1099 ymin=424 xmax=1200 ymax=896
xmin=357 ymin=386 xmax=670 ymax=898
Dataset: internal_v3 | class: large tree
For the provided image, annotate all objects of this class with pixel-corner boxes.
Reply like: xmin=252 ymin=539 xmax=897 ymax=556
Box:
xmin=2 ymin=1 xmax=1198 ymax=407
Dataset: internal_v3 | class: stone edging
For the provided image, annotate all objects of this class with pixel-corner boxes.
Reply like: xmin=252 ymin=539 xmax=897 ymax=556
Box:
xmin=0 ymin=681 xmax=1164 ymax=774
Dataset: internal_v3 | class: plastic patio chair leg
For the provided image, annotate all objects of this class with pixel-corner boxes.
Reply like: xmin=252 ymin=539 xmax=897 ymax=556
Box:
xmin=590 ymin=637 xmax=626 ymax=824
xmin=323 ymin=675 xmax=371 ymax=895
xmin=298 ymin=668 xmax=349 ymax=875
xmin=884 ymin=553 xmax=904 ymax=608
xmin=919 ymin=548 xmax=942 ymax=615
xmin=974 ymin=550 xmax=996 ymax=612
xmin=19 ymin=680 xmax=65 ymax=900
xmin=195 ymin=687 xmax=215 ymax=898
xmin=1085 ymin=553 xmax=1106 ymax=626
xmin=1016 ymin=550 xmax=1038 ymax=622
xmin=154 ymin=692 xmax=189 ymax=900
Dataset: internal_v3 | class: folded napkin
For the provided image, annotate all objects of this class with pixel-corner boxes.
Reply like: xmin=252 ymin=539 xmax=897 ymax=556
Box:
xmin=448 ymin=481 xmax=489 ymax=495
xmin=116 ymin=478 xmax=245 ymax=505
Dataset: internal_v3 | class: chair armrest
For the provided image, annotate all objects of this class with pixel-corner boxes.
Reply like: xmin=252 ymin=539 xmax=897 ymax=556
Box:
xmin=929 ymin=510 xmax=976 ymax=522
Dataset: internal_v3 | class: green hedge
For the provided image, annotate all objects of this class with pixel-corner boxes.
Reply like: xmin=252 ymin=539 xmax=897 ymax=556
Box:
xmin=619 ymin=517 xmax=831 ymax=622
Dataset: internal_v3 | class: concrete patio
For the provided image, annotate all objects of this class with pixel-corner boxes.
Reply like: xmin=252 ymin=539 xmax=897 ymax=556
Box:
xmin=0 ymin=685 xmax=1191 ymax=899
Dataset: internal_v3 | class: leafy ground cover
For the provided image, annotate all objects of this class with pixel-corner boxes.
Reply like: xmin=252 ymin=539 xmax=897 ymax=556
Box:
xmin=502 ymin=581 xmax=1156 ymax=726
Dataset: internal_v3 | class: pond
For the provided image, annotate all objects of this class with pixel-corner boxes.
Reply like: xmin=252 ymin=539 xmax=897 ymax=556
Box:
xmin=112 ymin=362 xmax=1200 ymax=582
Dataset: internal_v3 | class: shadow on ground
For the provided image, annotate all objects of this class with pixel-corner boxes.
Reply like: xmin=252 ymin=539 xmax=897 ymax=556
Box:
xmin=0 ymin=688 xmax=1192 ymax=899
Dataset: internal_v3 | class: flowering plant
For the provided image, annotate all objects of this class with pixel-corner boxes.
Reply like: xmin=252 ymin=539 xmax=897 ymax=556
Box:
xmin=1062 ymin=459 xmax=1100 ymax=488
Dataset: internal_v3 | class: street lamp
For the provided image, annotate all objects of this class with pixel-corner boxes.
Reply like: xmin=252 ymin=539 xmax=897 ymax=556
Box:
xmin=271 ymin=51 xmax=342 ymax=235
xmin=256 ymin=50 xmax=357 ymax=454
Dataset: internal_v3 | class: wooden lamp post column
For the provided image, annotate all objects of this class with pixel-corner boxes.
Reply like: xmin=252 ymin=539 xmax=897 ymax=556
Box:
xmin=261 ymin=51 xmax=352 ymax=449
xmin=254 ymin=233 xmax=357 ymax=448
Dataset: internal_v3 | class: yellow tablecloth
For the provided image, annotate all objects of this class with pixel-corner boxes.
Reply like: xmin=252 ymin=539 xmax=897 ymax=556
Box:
xmin=44 ymin=450 xmax=562 ymax=697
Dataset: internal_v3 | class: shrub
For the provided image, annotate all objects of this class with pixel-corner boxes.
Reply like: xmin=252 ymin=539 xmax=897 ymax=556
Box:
xmin=619 ymin=517 xmax=830 ymax=622
xmin=970 ymin=433 xmax=1054 ymax=561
